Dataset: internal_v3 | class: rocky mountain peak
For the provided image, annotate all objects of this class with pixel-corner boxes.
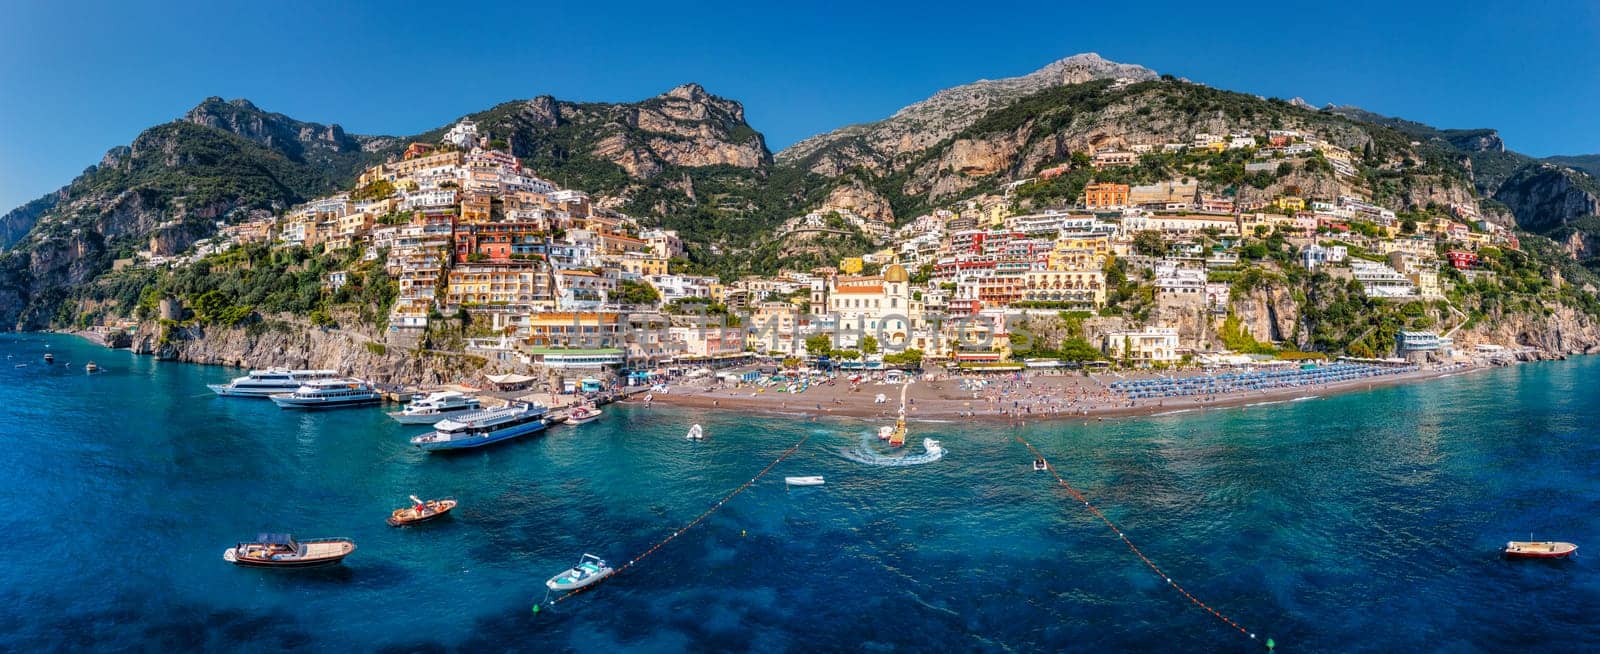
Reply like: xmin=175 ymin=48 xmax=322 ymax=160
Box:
xmin=666 ymin=82 xmax=709 ymax=102
xmin=182 ymin=97 xmax=366 ymax=161
xmin=779 ymin=53 xmax=1157 ymax=169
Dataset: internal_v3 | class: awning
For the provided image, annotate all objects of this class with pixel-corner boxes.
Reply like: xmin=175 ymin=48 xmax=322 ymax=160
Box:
xmin=486 ymin=373 xmax=536 ymax=384
xmin=256 ymin=533 xmax=294 ymax=545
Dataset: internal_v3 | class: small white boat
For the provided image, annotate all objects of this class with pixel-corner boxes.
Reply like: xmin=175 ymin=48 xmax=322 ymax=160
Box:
xmin=546 ymin=553 xmax=613 ymax=592
xmin=877 ymin=425 xmax=894 ymax=441
xmin=686 ymin=424 xmax=704 ymax=441
xmin=84 ymin=362 xmax=99 ymax=373
xmin=785 ymin=476 xmax=825 ymax=487
xmin=388 ymin=391 xmax=481 ymax=425
xmin=566 ymin=405 xmax=602 ymax=425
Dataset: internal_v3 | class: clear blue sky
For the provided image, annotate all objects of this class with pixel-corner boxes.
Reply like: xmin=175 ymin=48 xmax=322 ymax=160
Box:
xmin=3 ymin=0 xmax=1598 ymax=211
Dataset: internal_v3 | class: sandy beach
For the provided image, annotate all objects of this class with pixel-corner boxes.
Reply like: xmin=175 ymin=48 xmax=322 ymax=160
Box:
xmin=638 ymin=364 xmax=1485 ymax=424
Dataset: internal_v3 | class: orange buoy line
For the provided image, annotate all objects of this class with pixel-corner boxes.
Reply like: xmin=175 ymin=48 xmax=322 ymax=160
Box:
xmin=1016 ymin=436 xmax=1273 ymax=650
xmin=548 ymin=433 xmax=811 ymax=606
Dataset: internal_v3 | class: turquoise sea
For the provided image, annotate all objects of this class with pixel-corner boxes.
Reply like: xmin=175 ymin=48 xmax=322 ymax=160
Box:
xmin=1 ymin=333 xmax=1597 ymax=652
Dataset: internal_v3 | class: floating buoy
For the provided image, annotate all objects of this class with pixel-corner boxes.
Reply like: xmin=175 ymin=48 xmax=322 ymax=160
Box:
xmin=531 ymin=604 xmax=541 ymax=614
xmin=1266 ymin=638 xmax=1275 ymax=650
xmin=741 ymin=529 xmax=747 ymax=537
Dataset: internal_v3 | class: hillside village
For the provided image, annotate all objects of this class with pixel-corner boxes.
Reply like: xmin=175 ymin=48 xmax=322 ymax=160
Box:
xmin=94 ymin=112 xmax=1543 ymax=380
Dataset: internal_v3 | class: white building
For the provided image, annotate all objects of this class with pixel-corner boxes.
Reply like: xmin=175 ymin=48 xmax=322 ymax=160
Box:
xmin=1105 ymin=328 xmax=1181 ymax=366
xmin=442 ymin=119 xmax=480 ymax=149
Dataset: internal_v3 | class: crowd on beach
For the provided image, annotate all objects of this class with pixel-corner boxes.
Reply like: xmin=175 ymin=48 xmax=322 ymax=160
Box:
xmin=643 ymin=359 xmax=1476 ymax=422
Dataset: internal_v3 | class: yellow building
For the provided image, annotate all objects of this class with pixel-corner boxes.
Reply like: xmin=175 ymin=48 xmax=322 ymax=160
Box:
xmin=839 ymin=257 xmax=864 ymax=274
xmin=445 ymin=263 xmax=543 ymax=307
xmin=620 ymin=254 xmax=668 ymax=277
xmin=1272 ymin=196 xmax=1306 ymax=212
xmin=526 ymin=311 xmax=623 ymax=349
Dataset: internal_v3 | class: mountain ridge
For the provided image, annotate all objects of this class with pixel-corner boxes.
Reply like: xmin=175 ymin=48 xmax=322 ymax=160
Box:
xmin=4 ymin=53 xmax=1600 ymax=329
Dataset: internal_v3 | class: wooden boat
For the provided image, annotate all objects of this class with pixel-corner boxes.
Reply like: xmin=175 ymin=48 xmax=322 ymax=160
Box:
xmin=1505 ymin=540 xmax=1577 ymax=559
xmin=223 ymin=533 xmax=355 ymax=568
xmin=546 ymin=553 xmax=613 ymax=591
xmin=387 ymin=495 xmax=457 ymax=526
xmin=785 ymin=476 xmax=825 ymax=487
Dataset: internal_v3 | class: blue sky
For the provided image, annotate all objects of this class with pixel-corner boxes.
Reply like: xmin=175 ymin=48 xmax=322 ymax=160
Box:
xmin=3 ymin=0 xmax=1598 ymax=211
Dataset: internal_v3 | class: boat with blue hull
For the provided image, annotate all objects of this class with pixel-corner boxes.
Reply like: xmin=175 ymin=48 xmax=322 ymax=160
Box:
xmin=410 ymin=403 xmax=549 ymax=451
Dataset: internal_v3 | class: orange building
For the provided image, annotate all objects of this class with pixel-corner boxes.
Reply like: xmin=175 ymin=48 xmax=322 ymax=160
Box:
xmin=1083 ymin=182 xmax=1130 ymax=209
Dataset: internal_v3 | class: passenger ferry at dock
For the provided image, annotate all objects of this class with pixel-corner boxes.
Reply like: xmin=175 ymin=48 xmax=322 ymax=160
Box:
xmin=208 ymin=368 xmax=340 ymax=398
xmin=387 ymin=391 xmax=482 ymax=424
xmin=269 ymin=379 xmax=383 ymax=409
xmin=410 ymin=403 xmax=549 ymax=451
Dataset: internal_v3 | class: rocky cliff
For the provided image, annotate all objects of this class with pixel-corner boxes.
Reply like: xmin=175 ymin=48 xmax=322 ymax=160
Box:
xmin=129 ymin=316 xmax=507 ymax=386
xmin=780 ymin=53 xmax=1157 ymax=174
xmin=1491 ymin=163 xmax=1600 ymax=232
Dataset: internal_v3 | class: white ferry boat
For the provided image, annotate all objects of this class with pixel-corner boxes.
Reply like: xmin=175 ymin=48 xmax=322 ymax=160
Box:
xmin=410 ymin=403 xmax=548 ymax=452
xmin=269 ymin=379 xmax=382 ymax=409
xmin=208 ymin=369 xmax=340 ymax=398
xmin=387 ymin=391 xmax=482 ymax=425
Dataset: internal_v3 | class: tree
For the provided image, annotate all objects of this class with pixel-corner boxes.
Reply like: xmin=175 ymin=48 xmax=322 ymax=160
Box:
xmin=860 ymin=334 xmax=879 ymax=355
xmin=617 ymin=279 xmax=660 ymax=305
xmin=352 ymin=179 xmax=395 ymax=201
xmin=804 ymin=333 xmax=833 ymax=357
xmin=1133 ymin=230 xmax=1166 ymax=256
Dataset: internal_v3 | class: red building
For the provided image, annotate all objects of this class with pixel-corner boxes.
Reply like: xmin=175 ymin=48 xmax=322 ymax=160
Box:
xmin=1446 ymin=250 xmax=1480 ymax=270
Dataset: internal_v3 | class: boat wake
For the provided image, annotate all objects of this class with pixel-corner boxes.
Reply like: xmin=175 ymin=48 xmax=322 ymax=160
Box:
xmin=839 ymin=433 xmax=945 ymax=467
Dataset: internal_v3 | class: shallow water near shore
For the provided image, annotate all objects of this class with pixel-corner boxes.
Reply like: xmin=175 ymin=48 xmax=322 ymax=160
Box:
xmin=2 ymin=333 xmax=1598 ymax=652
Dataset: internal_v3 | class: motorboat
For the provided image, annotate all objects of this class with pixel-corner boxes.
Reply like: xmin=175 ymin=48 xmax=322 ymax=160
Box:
xmin=686 ymin=424 xmax=704 ymax=440
xmin=387 ymin=495 xmax=457 ymax=526
xmin=545 ymin=554 xmax=613 ymax=592
xmin=387 ymin=391 xmax=481 ymax=424
xmin=1033 ymin=458 xmax=1048 ymax=471
xmin=1505 ymin=540 xmax=1577 ymax=559
xmin=410 ymin=403 xmax=548 ymax=451
xmin=785 ymin=476 xmax=825 ymax=487
xmin=270 ymin=379 xmax=382 ymax=409
xmin=85 ymin=362 xmax=99 ymax=373
xmin=566 ymin=405 xmax=602 ymax=425
xmin=209 ymin=368 xmax=340 ymax=398
xmin=223 ymin=533 xmax=355 ymax=568
xmin=42 ymin=353 xmax=53 ymax=364
xmin=877 ymin=425 xmax=893 ymax=441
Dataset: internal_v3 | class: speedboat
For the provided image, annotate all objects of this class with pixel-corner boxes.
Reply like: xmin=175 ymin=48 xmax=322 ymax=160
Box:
xmin=410 ymin=403 xmax=548 ymax=452
xmin=686 ymin=424 xmax=704 ymax=440
xmin=42 ymin=353 xmax=53 ymax=364
xmin=387 ymin=495 xmax=457 ymax=526
xmin=85 ymin=362 xmax=99 ymax=373
xmin=566 ymin=405 xmax=602 ymax=425
xmin=785 ymin=476 xmax=825 ymax=486
xmin=1505 ymin=540 xmax=1577 ymax=559
xmin=209 ymin=368 xmax=340 ymax=398
xmin=270 ymin=379 xmax=382 ymax=409
xmin=546 ymin=554 xmax=613 ymax=592
xmin=1033 ymin=458 xmax=1048 ymax=471
xmin=223 ymin=534 xmax=355 ymax=568
xmin=388 ymin=391 xmax=481 ymax=424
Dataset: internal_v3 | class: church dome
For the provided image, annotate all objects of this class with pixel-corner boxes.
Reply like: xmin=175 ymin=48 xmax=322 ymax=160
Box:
xmin=883 ymin=263 xmax=909 ymax=283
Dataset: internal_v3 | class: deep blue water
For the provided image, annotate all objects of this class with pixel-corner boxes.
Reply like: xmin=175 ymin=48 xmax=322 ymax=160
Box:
xmin=1 ymin=333 xmax=1598 ymax=652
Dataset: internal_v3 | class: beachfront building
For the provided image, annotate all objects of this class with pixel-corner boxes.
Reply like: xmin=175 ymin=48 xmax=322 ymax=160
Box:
xmin=1104 ymin=328 xmax=1181 ymax=367
xmin=1396 ymin=330 xmax=1453 ymax=358
xmin=827 ymin=263 xmax=921 ymax=349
